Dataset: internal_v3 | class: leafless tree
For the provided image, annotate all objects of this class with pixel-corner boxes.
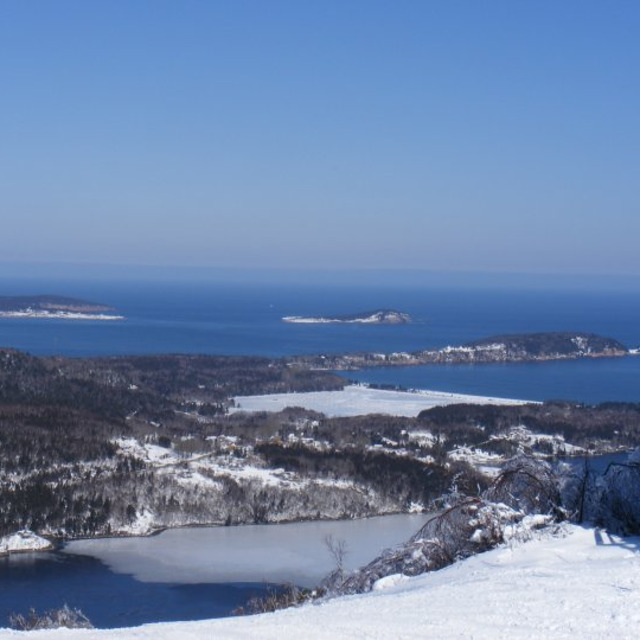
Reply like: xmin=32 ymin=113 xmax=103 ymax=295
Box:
xmin=324 ymin=533 xmax=349 ymax=572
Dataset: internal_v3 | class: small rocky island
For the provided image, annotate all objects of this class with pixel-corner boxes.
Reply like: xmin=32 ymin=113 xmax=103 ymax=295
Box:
xmin=0 ymin=295 xmax=124 ymax=321
xmin=283 ymin=309 xmax=412 ymax=324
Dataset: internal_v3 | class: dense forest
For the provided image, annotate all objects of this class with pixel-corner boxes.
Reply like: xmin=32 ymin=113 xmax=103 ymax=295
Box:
xmin=1 ymin=348 xmax=639 ymax=541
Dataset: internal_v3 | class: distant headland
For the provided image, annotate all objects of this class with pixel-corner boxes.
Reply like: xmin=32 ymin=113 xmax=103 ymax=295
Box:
xmin=0 ymin=295 xmax=124 ymax=321
xmin=282 ymin=309 xmax=412 ymax=325
xmin=285 ymin=331 xmax=632 ymax=370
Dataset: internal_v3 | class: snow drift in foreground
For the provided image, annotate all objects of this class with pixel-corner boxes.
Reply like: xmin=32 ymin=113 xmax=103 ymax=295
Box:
xmin=2 ymin=525 xmax=638 ymax=639
xmin=232 ymin=385 xmax=529 ymax=418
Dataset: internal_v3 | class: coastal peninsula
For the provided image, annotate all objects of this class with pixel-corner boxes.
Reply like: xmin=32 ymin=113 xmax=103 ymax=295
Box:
xmin=285 ymin=331 xmax=630 ymax=370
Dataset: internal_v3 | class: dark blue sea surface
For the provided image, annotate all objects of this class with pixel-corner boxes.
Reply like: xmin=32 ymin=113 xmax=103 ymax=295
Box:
xmin=0 ymin=277 xmax=638 ymax=402
xmin=0 ymin=551 xmax=274 ymax=629
xmin=346 ymin=357 xmax=640 ymax=404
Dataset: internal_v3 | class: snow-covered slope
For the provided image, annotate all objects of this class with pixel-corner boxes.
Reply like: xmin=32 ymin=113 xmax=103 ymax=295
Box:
xmin=2 ymin=525 xmax=638 ymax=639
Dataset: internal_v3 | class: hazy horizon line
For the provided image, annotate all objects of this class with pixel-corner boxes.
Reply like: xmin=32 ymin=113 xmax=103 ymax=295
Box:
xmin=2 ymin=260 xmax=640 ymax=292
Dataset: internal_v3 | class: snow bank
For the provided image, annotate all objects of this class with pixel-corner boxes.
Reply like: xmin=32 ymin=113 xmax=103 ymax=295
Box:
xmin=2 ymin=525 xmax=638 ymax=638
xmin=232 ymin=385 xmax=529 ymax=418
xmin=0 ymin=530 xmax=52 ymax=555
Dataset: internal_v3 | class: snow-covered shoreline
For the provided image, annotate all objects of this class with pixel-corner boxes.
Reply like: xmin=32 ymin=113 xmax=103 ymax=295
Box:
xmin=232 ymin=385 xmax=531 ymax=418
xmin=0 ymin=530 xmax=53 ymax=555
xmin=2 ymin=525 xmax=638 ymax=638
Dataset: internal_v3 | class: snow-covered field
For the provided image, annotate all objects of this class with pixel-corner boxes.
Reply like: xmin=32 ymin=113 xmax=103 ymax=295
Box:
xmin=2 ymin=525 xmax=638 ymax=639
xmin=232 ymin=385 xmax=530 ymax=418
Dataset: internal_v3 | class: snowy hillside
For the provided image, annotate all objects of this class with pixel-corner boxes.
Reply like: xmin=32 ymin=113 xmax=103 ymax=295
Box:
xmin=2 ymin=525 xmax=638 ymax=639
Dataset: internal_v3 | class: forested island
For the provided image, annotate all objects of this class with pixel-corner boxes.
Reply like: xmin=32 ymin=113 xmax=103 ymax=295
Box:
xmin=0 ymin=295 xmax=123 ymax=320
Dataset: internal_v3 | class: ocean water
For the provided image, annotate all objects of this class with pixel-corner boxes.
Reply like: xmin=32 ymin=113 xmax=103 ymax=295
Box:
xmin=0 ymin=277 xmax=638 ymax=403
xmin=346 ymin=357 xmax=640 ymax=404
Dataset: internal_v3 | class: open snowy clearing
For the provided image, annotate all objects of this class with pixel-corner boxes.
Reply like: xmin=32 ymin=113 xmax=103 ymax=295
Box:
xmin=232 ymin=385 xmax=530 ymax=418
xmin=2 ymin=525 xmax=638 ymax=639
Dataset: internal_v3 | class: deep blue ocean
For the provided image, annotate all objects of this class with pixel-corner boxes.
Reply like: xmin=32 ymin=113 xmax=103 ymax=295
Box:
xmin=0 ymin=276 xmax=638 ymax=403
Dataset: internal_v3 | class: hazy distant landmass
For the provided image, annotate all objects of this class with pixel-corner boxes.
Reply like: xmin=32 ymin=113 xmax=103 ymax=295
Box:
xmin=0 ymin=295 xmax=124 ymax=320
xmin=282 ymin=309 xmax=412 ymax=324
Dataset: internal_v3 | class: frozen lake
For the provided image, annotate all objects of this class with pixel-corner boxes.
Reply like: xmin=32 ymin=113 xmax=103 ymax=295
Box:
xmin=64 ymin=513 xmax=430 ymax=588
xmin=1 ymin=513 xmax=428 ymax=628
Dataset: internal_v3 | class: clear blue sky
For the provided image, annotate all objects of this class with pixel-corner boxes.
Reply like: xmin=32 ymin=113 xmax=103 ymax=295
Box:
xmin=1 ymin=1 xmax=639 ymax=275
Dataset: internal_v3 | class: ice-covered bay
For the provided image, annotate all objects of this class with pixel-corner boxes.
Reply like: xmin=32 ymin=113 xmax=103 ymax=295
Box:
xmin=232 ymin=385 xmax=528 ymax=418
xmin=64 ymin=514 xmax=429 ymax=588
